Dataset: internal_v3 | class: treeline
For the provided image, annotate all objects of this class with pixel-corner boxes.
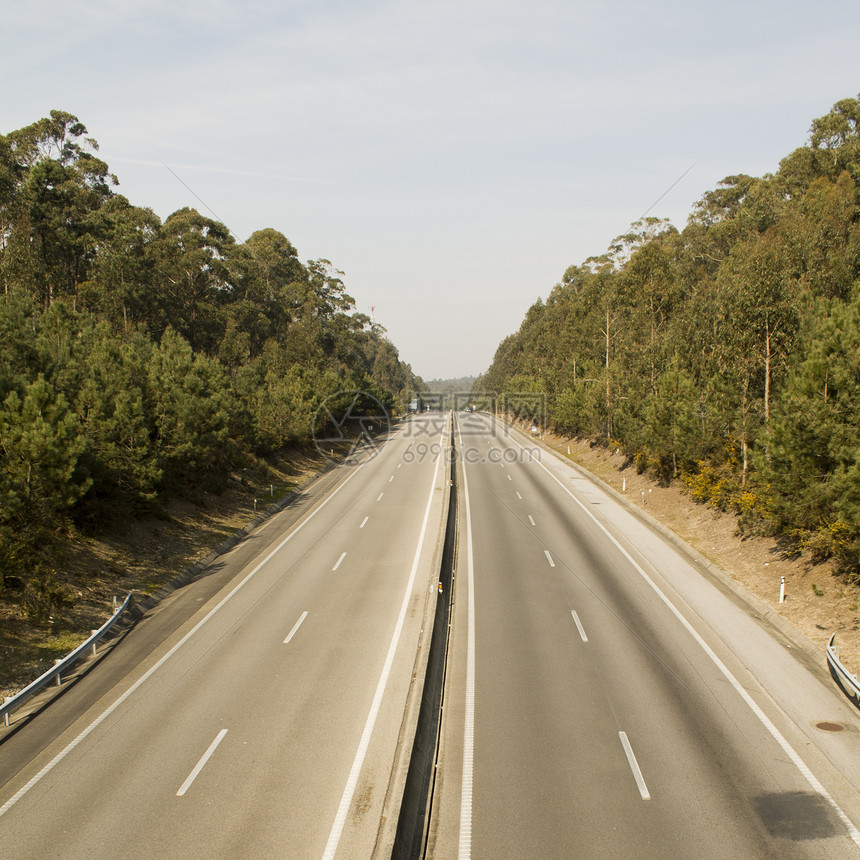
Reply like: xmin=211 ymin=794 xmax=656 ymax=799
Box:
xmin=478 ymin=95 xmax=860 ymax=574
xmin=0 ymin=110 xmax=422 ymax=586
xmin=426 ymin=376 xmax=477 ymax=395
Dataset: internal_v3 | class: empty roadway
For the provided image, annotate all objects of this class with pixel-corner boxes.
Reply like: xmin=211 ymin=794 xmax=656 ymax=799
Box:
xmin=428 ymin=411 xmax=860 ymax=859
xmin=7 ymin=408 xmax=860 ymax=859
xmin=0 ymin=413 xmax=449 ymax=859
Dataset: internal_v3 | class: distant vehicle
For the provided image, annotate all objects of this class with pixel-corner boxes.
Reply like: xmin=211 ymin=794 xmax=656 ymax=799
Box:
xmin=408 ymin=396 xmax=424 ymax=413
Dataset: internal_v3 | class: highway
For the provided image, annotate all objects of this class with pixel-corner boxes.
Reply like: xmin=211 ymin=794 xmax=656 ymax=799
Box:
xmin=6 ymin=408 xmax=860 ymax=859
xmin=0 ymin=413 xmax=449 ymax=859
xmin=428 ymin=411 xmax=860 ymax=859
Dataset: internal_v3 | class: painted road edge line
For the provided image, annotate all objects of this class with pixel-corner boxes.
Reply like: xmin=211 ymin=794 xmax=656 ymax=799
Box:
xmin=619 ymin=732 xmax=650 ymax=800
xmin=457 ymin=417 xmax=476 ymax=860
xmin=505 ymin=420 xmax=860 ymax=848
xmin=177 ymin=729 xmax=228 ymax=797
xmin=284 ymin=611 xmax=309 ymax=644
xmin=0 ymin=447 xmax=376 ymax=820
xmin=321 ymin=417 xmax=448 ymax=860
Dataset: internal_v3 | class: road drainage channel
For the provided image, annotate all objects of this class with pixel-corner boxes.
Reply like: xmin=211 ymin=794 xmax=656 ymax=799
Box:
xmin=392 ymin=422 xmax=458 ymax=859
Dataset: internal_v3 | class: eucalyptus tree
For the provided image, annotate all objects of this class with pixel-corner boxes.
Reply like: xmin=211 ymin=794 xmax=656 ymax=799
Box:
xmin=80 ymin=195 xmax=161 ymax=333
xmin=1 ymin=111 xmax=117 ymax=310
xmin=758 ymin=295 xmax=860 ymax=567
xmin=146 ymin=207 xmax=235 ymax=354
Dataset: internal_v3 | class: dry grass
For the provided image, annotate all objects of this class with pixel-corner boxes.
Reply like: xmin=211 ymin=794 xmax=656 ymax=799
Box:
xmin=5 ymin=422 xmax=859 ymax=702
xmin=0 ymin=443 xmax=340 ymax=699
xmin=529 ymin=423 xmax=860 ymax=672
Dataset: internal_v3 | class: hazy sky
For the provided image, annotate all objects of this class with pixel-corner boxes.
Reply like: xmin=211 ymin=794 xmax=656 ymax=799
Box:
xmin=3 ymin=0 xmax=859 ymax=379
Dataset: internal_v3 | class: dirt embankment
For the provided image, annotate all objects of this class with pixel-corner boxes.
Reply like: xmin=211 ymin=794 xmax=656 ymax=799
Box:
xmin=0 ymin=444 xmax=344 ymax=700
xmin=525 ymin=423 xmax=860 ymax=672
xmin=3 ymin=421 xmax=859 ymax=702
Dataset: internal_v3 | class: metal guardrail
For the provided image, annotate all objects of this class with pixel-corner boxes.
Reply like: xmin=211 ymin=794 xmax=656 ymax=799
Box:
xmin=827 ymin=633 xmax=860 ymax=710
xmin=1 ymin=593 xmax=133 ymax=727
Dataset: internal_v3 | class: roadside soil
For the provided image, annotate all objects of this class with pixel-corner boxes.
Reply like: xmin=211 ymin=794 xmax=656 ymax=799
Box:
xmin=3 ymin=420 xmax=859 ymax=705
xmin=520 ymin=421 xmax=860 ymax=674
xmin=0 ymin=442 xmax=351 ymax=700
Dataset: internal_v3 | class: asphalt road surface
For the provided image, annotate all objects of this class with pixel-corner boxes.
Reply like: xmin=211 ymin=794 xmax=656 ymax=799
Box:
xmin=6 ymin=408 xmax=860 ymax=859
xmin=427 ymin=411 xmax=860 ymax=859
xmin=0 ymin=413 xmax=450 ymax=860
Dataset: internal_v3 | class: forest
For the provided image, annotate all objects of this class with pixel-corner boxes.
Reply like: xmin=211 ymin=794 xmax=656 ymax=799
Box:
xmin=0 ymin=110 xmax=422 ymax=595
xmin=478 ymin=94 xmax=860 ymax=575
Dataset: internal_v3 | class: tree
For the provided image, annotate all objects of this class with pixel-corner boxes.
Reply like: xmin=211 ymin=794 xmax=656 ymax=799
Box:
xmin=70 ymin=327 xmax=162 ymax=515
xmin=147 ymin=328 xmax=236 ymax=485
xmin=617 ymin=221 xmax=680 ymax=395
xmin=0 ymin=377 xmax=90 ymax=580
xmin=758 ymin=295 xmax=860 ymax=566
xmin=2 ymin=111 xmax=117 ymax=310
xmin=636 ymin=368 xmax=702 ymax=482
xmin=712 ymin=231 xmax=799 ymax=482
xmin=80 ymin=195 xmax=161 ymax=332
xmin=0 ymin=109 xmax=438 ymax=594
xmin=223 ymin=228 xmax=309 ymax=357
xmin=146 ymin=208 xmax=234 ymax=353
xmin=809 ymin=94 xmax=860 ymax=178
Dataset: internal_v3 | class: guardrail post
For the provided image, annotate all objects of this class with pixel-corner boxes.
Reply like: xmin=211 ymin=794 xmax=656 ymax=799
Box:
xmin=1 ymin=592 xmax=132 ymax=728
xmin=827 ymin=634 xmax=860 ymax=710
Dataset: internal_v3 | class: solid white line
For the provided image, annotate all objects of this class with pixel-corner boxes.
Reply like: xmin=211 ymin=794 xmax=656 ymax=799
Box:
xmin=457 ymin=418 xmax=476 ymax=860
xmin=284 ymin=611 xmax=309 ymax=644
xmin=332 ymin=552 xmax=347 ymax=571
xmin=322 ymin=418 xmax=448 ymax=860
xmin=619 ymin=731 xmax=650 ymax=800
xmin=177 ymin=729 xmax=228 ymax=797
xmin=544 ymin=550 xmax=555 ymax=567
xmin=571 ymin=610 xmax=588 ymax=642
xmin=0 ymin=450 xmax=376 ymax=820
xmin=377 ymin=492 xmax=384 ymax=501
xmin=360 ymin=516 xmax=369 ymax=529
xmin=506 ymin=423 xmax=860 ymax=847
xmin=528 ymin=515 xmax=536 ymax=526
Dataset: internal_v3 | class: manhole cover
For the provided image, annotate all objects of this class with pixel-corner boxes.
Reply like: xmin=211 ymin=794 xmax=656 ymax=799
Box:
xmin=815 ymin=721 xmax=844 ymax=732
